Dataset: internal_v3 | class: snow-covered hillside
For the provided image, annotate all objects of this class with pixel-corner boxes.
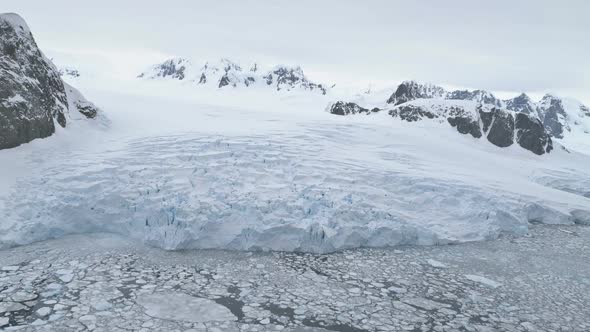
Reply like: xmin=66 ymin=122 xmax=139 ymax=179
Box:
xmin=138 ymin=57 xmax=328 ymax=94
xmin=1 ymin=75 xmax=589 ymax=253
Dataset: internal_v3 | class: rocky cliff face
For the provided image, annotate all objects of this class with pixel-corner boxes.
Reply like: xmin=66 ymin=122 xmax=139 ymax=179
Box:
xmin=0 ymin=13 xmax=102 ymax=150
xmin=0 ymin=13 xmax=68 ymax=149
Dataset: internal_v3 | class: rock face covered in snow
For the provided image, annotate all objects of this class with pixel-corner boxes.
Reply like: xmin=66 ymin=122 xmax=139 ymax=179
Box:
xmin=0 ymin=13 xmax=102 ymax=150
xmin=386 ymin=81 xmax=446 ymax=105
xmin=505 ymin=93 xmax=536 ymax=115
xmin=535 ymin=94 xmax=568 ymax=139
xmin=138 ymin=57 xmax=190 ymax=80
xmin=139 ymin=57 xmax=327 ymax=94
xmin=263 ymin=66 xmax=327 ymax=94
xmin=329 ymin=80 xmax=589 ymax=155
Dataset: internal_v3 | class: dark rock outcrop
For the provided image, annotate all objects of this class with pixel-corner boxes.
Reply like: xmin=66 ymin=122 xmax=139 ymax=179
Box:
xmin=218 ymin=73 xmax=231 ymax=88
xmin=515 ymin=112 xmax=553 ymax=155
xmin=481 ymin=108 xmax=515 ymax=147
xmin=447 ymin=115 xmax=482 ymax=138
xmin=329 ymin=101 xmax=375 ymax=115
xmin=0 ymin=13 xmax=67 ymax=149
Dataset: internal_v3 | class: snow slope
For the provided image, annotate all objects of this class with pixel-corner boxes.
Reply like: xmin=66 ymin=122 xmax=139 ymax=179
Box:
xmin=0 ymin=76 xmax=589 ymax=253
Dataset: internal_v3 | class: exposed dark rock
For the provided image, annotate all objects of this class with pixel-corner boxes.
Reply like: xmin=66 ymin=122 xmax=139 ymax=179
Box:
xmin=388 ymin=104 xmax=437 ymax=122
xmin=0 ymin=14 xmax=67 ymax=149
xmin=244 ymin=76 xmax=255 ymax=87
xmin=76 ymin=104 xmax=97 ymax=119
xmin=329 ymin=102 xmax=370 ymax=115
xmin=198 ymin=73 xmax=207 ymax=84
xmin=515 ymin=113 xmax=553 ymax=155
xmin=386 ymin=81 xmax=446 ymax=105
xmin=218 ymin=73 xmax=231 ymax=88
xmin=447 ymin=116 xmax=482 ymax=138
xmin=483 ymin=108 xmax=515 ymax=147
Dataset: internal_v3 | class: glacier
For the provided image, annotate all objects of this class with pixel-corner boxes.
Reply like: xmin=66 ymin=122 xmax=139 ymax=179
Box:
xmin=1 ymin=77 xmax=589 ymax=253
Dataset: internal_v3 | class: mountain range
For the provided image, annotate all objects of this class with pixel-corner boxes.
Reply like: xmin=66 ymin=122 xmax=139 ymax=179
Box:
xmin=138 ymin=57 xmax=328 ymax=95
xmin=330 ymin=81 xmax=590 ymax=155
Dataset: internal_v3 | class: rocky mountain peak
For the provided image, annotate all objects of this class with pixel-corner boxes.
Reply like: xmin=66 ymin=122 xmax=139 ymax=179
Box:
xmin=386 ymin=81 xmax=447 ymax=105
xmin=504 ymin=93 xmax=536 ymax=115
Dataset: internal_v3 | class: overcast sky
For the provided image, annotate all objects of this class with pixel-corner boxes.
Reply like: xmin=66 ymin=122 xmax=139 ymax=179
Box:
xmin=4 ymin=0 xmax=590 ymax=103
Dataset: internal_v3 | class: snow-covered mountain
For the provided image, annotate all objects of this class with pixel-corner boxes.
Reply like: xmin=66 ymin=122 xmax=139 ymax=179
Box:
xmin=0 ymin=13 xmax=104 ymax=150
xmin=331 ymin=80 xmax=590 ymax=155
xmin=138 ymin=57 xmax=328 ymax=95
xmin=58 ymin=65 xmax=81 ymax=79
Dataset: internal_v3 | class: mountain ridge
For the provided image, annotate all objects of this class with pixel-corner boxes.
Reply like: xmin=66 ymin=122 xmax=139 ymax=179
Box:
xmin=138 ymin=57 xmax=328 ymax=95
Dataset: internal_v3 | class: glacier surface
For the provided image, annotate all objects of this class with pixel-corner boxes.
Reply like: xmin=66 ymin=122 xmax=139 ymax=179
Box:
xmin=0 ymin=78 xmax=589 ymax=252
